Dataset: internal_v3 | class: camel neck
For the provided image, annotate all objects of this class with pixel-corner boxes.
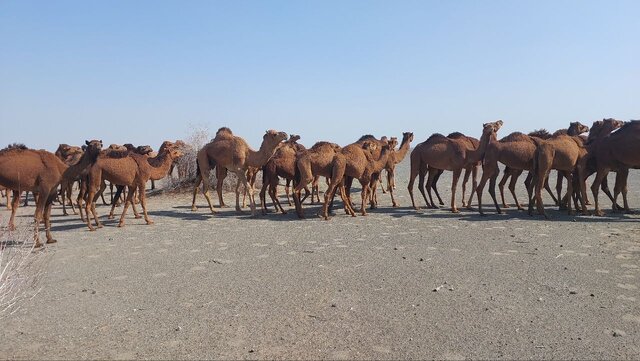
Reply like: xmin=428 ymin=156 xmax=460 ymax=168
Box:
xmin=247 ymin=140 xmax=278 ymax=168
xmin=466 ymin=130 xmax=494 ymax=165
xmin=147 ymin=150 xmax=174 ymax=180
xmin=394 ymin=137 xmax=412 ymax=164
xmin=61 ymin=149 xmax=100 ymax=185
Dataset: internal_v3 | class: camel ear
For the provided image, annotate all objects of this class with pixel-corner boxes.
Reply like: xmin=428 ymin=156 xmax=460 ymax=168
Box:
xmin=85 ymin=140 xmax=90 ymax=145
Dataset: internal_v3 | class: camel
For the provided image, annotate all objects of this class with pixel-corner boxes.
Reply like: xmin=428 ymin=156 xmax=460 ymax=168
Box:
xmin=194 ymin=129 xmax=288 ymax=216
xmin=0 ymin=140 xmax=103 ymax=247
xmin=496 ymin=129 xmax=556 ymax=209
xmin=191 ymin=127 xmax=239 ymax=210
xmin=528 ymin=134 xmax=590 ymax=218
xmin=409 ymin=121 xmax=503 ymax=213
xmin=259 ymin=134 xmax=313 ymax=214
xmin=322 ymin=141 xmax=392 ymax=219
xmin=422 ymin=132 xmax=481 ymax=210
xmin=475 ymin=122 xmax=585 ymax=216
xmin=341 ymin=135 xmax=390 ymax=210
xmin=54 ymin=143 xmax=84 ymax=215
xmin=83 ymin=141 xmax=183 ymax=230
xmin=588 ymin=120 xmax=639 ymax=216
xmin=292 ymin=141 xmax=342 ymax=218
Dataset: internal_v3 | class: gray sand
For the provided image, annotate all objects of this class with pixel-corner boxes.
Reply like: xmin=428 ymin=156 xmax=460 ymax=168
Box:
xmin=1 ymin=161 xmax=639 ymax=360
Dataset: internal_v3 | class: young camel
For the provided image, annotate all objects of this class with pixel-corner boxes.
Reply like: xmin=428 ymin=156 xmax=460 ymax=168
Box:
xmin=0 ymin=140 xmax=103 ymax=247
xmin=292 ymin=141 xmax=342 ymax=218
xmin=589 ymin=120 xmax=640 ymax=216
xmin=322 ymin=141 xmax=391 ymax=219
xmin=195 ymin=130 xmax=288 ymax=216
xmin=259 ymin=134 xmax=312 ymax=214
xmin=83 ymin=141 xmax=182 ymax=230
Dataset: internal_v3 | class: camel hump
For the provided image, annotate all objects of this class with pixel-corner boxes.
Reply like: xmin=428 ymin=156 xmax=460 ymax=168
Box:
xmin=357 ymin=134 xmax=378 ymax=142
xmin=528 ymin=129 xmax=552 ymax=139
xmin=104 ymin=149 xmax=130 ymax=159
xmin=500 ymin=132 xmax=529 ymax=143
xmin=425 ymin=133 xmax=447 ymax=143
xmin=446 ymin=132 xmax=467 ymax=139
xmin=2 ymin=143 xmax=28 ymax=151
xmin=553 ymin=129 xmax=568 ymax=136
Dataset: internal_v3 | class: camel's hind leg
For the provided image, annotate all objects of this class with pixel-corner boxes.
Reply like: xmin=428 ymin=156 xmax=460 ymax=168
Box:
xmin=118 ymin=184 xmax=138 ymax=227
xmin=137 ymin=181 xmax=154 ymax=225
xmin=461 ymin=168 xmax=472 ymax=208
xmin=43 ymin=192 xmax=57 ymax=244
xmin=8 ymin=190 xmax=20 ymax=231
xmin=191 ymin=174 xmax=202 ymax=211
xmin=498 ymin=168 xmax=511 ymax=208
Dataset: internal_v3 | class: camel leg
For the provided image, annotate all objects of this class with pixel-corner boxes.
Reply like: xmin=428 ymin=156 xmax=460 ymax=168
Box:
xmin=8 ymin=190 xmax=20 ymax=231
xmin=507 ymin=169 xmax=524 ymax=210
xmin=388 ymin=168 xmax=399 ymax=208
xmin=216 ymin=166 xmax=227 ymax=208
xmin=563 ymin=171 xmax=575 ymax=216
xmin=408 ymin=162 xmax=420 ymax=210
xmin=498 ymin=169 xmax=511 ymax=208
xmin=270 ymin=183 xmax=287 ymax=214
xmin=118 ymin=184 xmax=137 ymax=227
xmin=138 ymin=182 xmax=153 ymax=225
xmin=450 ymin=168 xmax=462 ymax=213
xmin=425 ymin=168 xmax=439 ymax=209
xmin=476 ymin=162 xmax=498 ymax=216
xmin=285 ymin=179 xmax=293 ymax=206
xmin=613 ymin=168 xmax=631 ymax=213
xmin=77 ymin=181 xmax=86 ymax=222
xmin=322 ymin=176 xmax=342 ymax=220
xmin=555 ymin=171 xmax=563 ymax=207
xmin=66 ymin=183 xmax=77 ymax=215
xmin=43 ymin=192 xmax=57 ymax=244
xmin=109 ymin=185 xmax=124 ymax=219
xmin=198 ymin=162 xmax=217 ymax=214
xmin=259 ymin=180 xmax=269 ymax=215
xmin=60 ymin=186 xmax=68 ymax=216
xmin=191 ymin=174 xmax=202 ymax=211
xmin=87 ymin=188 xmax=104 ymax=230
xmin=431 ymin=170 xmax=445 ymax=206
xmin=591 ymin=168 xmax=610 ymax=216
xmin=533 ymin=169 xmax=549 ymax=218
xmin=461 ymin=168 xmax=471 ymax=208
xmin=3 ymin=189 xmax=10 ymax=210
xmin=360 ymin=182 xmax=370 ymax=216
xmin=23 ymin=191 xmax=29 ymax=207
xmin=487 ymin=170 xmax=502 ymax=215
xmin=467 ymin=165 xmax=478 ymax=209
xmin=32 ymin=190 xmax=47 ymax=248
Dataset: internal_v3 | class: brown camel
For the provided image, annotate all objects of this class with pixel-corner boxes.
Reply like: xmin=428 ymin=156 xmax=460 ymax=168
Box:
xmin=0 ymin=140 xmax=103 ymax=246
xmin=496 ymin=129 xmax=557 ymax=209
xmin=259 ymin=134 xmax=312 ymax=214
xmin=191 ymin=127 xmax=238 ymax=210
xmin=322 ymin=140 xmax=391 ymax=219
xmin=194 ymin=129 xmax=288 ymax=216
xmin=292 ymin=141 xmax=342 ymax=218
xmin=423 ymin=132 xmax=481 ymax=210
xmin=475 ymin=122 xmax=585 ymax=216
xmin=588 ymin=120 xmax=639 ymax=216
xmin=54 ymin=143 xmax=84 ymax=215
xmin=528 ymin=133 xmax=590 ymax=218
xmin=83 ymin=141 xmax=182 ymax=230
xmin=342 ymin=135 xmax=390 ymax=210
xmin=410 ymin=121 xmax=503 ymax=213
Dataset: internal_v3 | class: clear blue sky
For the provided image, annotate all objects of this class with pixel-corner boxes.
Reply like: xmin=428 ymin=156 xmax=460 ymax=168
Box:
xmin=1 ymin=0 xmax=638 ymax=150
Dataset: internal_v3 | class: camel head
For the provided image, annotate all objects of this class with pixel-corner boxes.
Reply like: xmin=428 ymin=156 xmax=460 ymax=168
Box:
xmin=108 ymin=144 xmax=126 ymax=151
xmin=263 ymin=130 xmax=288 ymax=146
xmin=159 ymin=141 xmax=184 ymax=160
xmin=288 ymin=134 xmax=301 ymax=143
xmin=569 ymin=121 xmax=589 ymax=135
xmin=136 ymin=145 xmax=154 ymax=155
xmin=602 ymin=118 xmax=625 ymax=131
xmin=481 ymin=120 xmax=503 ymax=135
xmin=388 ymin=137 xmax=398 ymax=150
xmin=402 ymin=132 xmax=415 ymax=143
xmin=84 ymin=140 xmax=103 ymax=156
xmin=361 ymin=140 xmax=378 ymax=153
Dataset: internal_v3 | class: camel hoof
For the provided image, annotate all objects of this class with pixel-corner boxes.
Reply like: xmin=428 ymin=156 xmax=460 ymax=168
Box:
xmin=46 ymin=238 xmax=57 ymax=244
xmin=34 ymin=242 xmax=43 ymax=248
xmin=88 ymin=228 xmax=96 ymax=232
xmin=117 ymin=223 xmax=125 ymax=228
xmin=593 ymin=210 xmax=605 ymax=217
xmin=97 ymin=224 xmax=104 ymax=229
xmin=502 ymin=204 xmax=510 ymax=209
xmin=191 ymin=207 xmax=197 ymax=212
xmin=62 ymin=212 xmax=69 ymax=216
xmin=146 ymin=220 xmax=154 ymax=225
xmin=439 ymin=202 xmax=445 ymax=206
xmin=107 ymin=215 xmax=114 ymax=220
xmin=135 ymin=215 xmax=142 ymax=219
xmin=451 ymin=209 xmax=460 ymax=214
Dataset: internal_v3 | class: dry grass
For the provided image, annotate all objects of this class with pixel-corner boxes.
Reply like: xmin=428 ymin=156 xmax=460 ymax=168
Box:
xmin=0 ymin=219 xmax=49 ymax=318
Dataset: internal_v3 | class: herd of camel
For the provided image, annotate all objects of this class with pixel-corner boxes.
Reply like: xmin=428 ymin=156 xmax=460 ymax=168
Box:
xmin=0 ymin=118 xmax=638 ymax=247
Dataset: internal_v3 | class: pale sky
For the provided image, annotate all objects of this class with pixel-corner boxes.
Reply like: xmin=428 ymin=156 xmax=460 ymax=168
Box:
xmin=1 ymin=0 xmax=638 ymax=150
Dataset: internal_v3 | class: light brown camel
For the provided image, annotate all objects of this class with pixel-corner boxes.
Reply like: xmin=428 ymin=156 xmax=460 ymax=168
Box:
xmin=194 ymin=129 xmax=288 ymax=216
xmin=259 ymin=134 xmax=312 ymax=214
xmin=411 ymin=121 xmax=503 ymax=213
xmin=322 ymin=141 xmax=392 ymax=219
xmin=83 ymin=141 xmax=182 ymax=230
xmin=475 ymin=122 xmax=580 ymax=216
xmin=54 ymin=143 xmax=84 ymax=215
xmin=588 ymin=120 xmax=640 ymax=216
xmin=528 ymin=134 xmax=589 ymax=218
xmin=0 ymin=140 xmax=103 ymax=246
xmin=292 ymin=141 xmax=342 ymax=218
xmin=424 ymin=132 xmax=480 ymax=210
xmin=342 ymin=135 xmax=390 ymax=209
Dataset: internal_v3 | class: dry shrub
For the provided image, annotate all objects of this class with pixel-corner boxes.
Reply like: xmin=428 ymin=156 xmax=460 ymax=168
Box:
xmin=0 ymin=219 xmax=49 ymax=318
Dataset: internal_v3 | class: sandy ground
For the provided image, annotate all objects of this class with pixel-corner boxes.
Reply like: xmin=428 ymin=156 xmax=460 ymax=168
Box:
xmin=1 ymin=161 xmax=639 ymax=360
